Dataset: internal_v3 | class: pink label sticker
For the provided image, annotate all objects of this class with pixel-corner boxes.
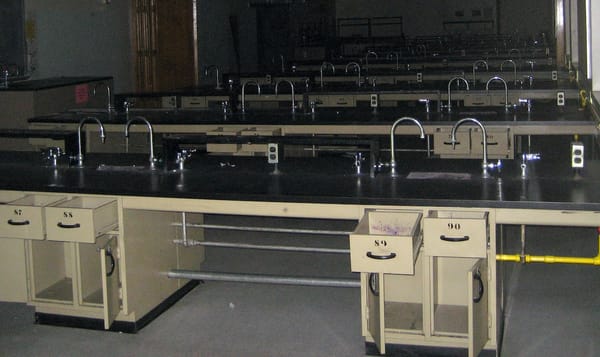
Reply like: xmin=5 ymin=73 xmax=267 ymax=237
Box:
xmin=75 ymin=84 xmax=89 ymax=104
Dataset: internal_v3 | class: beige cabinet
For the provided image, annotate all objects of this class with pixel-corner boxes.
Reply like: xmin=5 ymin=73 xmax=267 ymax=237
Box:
xmin=351 ymin=208 xmax=494 ymax=357
xmin=0 ymin=194 xmax=67 ymax=240
xmin=27 ymin=234 xmax=120 ymax=329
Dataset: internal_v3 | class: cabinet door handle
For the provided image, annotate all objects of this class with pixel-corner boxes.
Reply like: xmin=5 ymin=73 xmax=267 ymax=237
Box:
xmin=366 ymin=251 xmax=397 ymax=260
xmin=440 ymin=235 xmax=470 ymax=242
xmin=105 ymin=249 xmax=116 ymax=277
xmin=57 ymin=222 xmax=81 ymax=229
xmin=7 ymin=219 xmax=30 ymax=226
xmin=473 ymin=269 xmax=484 ymax=303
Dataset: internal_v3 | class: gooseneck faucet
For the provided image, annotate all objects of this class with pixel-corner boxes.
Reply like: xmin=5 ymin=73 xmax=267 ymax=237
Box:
xmin=447 ymin=76 xmax=470 ymax=113
xmin=500 ymin=59 xmax=517 ymax=86
xmin=241 ymin=80 xmax=261 ymax=114
xmin=274 ymin=79 xmax=296 ymax=113
xmin=365 ymin=50 xmax=378 ymax=74
xmin=125 ymin=116 xmax=156 ymax=170
xmin=77 ymin=117 xmax=106 ymax=167
xmin=345 ymin=62 xmax=361 ymax=87
xmin=387 ymin=51 xmax=400 ymax=71
xmin=320 ymin=62 xmax=335 ymax=88
xmin=389 ymin=117 xmax=425 ymax=177
xmin=486 ymin=76 xmax=510 ymax=113
xmin=204 ymin=65 xmax=222 ymax=90
xmin=93 ymin=82 xmax=113 ymax=115
xmin=450 ymin=118 xmax=501 ymax=178
xmin=472 ymin=60 xmax=488 ymax=85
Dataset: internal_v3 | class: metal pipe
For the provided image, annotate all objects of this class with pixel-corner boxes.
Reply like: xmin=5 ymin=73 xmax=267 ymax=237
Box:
xmin=497 ymin=234 xmax=600 ymax=266
xmin=173 ymin=239 xmax=349 ymax=254
xmin=181 ymin=212 xmax=188 ymax=246
xmin=171 ymin=222 xmax=352 ymax=236
xmin=167 ymin=270 xmax=361 ymax=288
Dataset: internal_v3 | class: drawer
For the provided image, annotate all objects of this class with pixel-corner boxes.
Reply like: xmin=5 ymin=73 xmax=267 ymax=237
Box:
xmin=181 ymin=96 xmax=207 ymax=109
xmin=350 ymin=209 xmax=422 ymax=274
xmin=45 ymin=197 xmax=118 ymax=243
xmin=423 ymin=210 xmax=488 ymax=258
xmin=0 ymin=195 xmax=66 ymax=240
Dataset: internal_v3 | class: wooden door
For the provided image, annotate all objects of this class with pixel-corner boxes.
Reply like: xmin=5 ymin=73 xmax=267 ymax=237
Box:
xmin=133 ymin=0 xmax=197 ymax=92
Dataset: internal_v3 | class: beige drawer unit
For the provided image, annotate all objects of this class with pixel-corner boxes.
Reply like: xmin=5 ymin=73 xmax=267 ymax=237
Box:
xmin=45 ymin=197 xmax=118 ymax=243
xmin=0 ymin=195 xmax=66 ymax=240
xmin=181 ymin=96 xmax=207 ymax=109
xmin=463 ymin=93 xmax=490 ymax=107
xmin=350 ymin=209 xmax=422 ymax=274
xmin=433 ymin=127 xmax=470 ymax=157
xmin=470 ymin=127 xmax=513 ymax=159
xmin=423 ymin=210 xmax=488 ymax=258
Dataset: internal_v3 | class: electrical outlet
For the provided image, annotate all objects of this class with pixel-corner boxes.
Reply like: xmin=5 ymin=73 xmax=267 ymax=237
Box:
xmin=370 ymin=94 xmax=378 ymax=108
xmin=571 ymin=142 xmax=584 ymax=168
xmin=552 ymin=70 xmax=558 ymax=81
xmin=416 ymin=72 xmax=423 ymax=83
xmin=557 ymin=92 xmax=565 ymax=106
xmin=267 ymin=143 xmax=278 ymax=164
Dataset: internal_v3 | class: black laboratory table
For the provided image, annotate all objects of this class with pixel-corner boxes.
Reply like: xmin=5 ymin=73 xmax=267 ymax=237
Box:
xmin=1 ymin=151 xmax=600 ymax=356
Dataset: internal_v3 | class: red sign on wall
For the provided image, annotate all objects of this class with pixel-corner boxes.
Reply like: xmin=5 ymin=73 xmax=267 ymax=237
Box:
xmin=75 ymin=84 xmax=89 ymax=104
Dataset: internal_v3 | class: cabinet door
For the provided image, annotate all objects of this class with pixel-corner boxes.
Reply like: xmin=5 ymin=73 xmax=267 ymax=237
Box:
xmin=468 ymin=260 xmax=488 ymax=357
xmin=366 ymin=273 xmax=386 ymax=354
xmin=100 ymin=236 xmax=120 ymax=329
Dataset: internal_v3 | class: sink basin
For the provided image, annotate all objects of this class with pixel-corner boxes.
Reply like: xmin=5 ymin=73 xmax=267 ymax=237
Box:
xmin=406 ymin=171 xmax=472 ymax=180
xmin=96 ymin=164 xmax=150 ymax=172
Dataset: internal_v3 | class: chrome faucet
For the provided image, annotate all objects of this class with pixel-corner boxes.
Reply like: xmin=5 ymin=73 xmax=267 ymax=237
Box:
xmin=93 ymin=82 xmax=114 ymax=115
xmin=447 ymin=76 xmax=470 ymax=113
xmin=508 ymin=48 xmax=521 ymax=60
xmin=320 ymin=62 xmax=335 ymax=88
xmin=0 ymin=70 xmax=8 ymax=88
xmin=500 ymin=59 xmax=517 ymax=86
xmin=76 ymin=117 xmax=106 ymax=167
xmin=486 ymin=76 xmax=510 ymax=113
xmin=204 ymin=65 xmax=222 ymax=90
xmin=345 ymin=62 xmax=362 ymax=87
xmin=472 ymin=60 xmax=488 ymax=85
xmin=365 ymin=51 xmax=378 ymax=74
xmin=274 ymin=79 xmax=296 ymax=114
xmin=387 ymin=52 xmax=400 ymax=71
xmin=279 ymin=54 xmax=285 ymax=73
xmin=241 ymin=80 xmax=261 ymax=114
xmin=125 ymin=116 xmax=156 ymax=170
xmin=450 ymin=118 xmax=501 ymax=178
xmin=389 ymin=117 xmax=425 ymax=177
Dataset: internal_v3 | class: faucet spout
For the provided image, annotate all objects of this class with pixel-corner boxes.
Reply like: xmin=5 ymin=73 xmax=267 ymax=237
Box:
xmin=77 ymin=117 xmax=106 ymax=167
xmin=365 ymin=51 xmax=378 ymax=74
xmin=320 ymin=62 xmax=335 ymax=88
xmin=500 ymin=59 xmax=518 ymax=86
xmin=447 ymin=76 xmax=470 ymax=113
xmin=93 ymin=82 xmax=113 ymax=115
xmin=274 ymin=79 xmax=295 ymax=113
xmin=345 ymin=62 xmax=361 ymax=87
xmin=486 ymin=76 xmax=510 ymax=113
xmin=125 ymin=116 xmax=156 ymax=169
xmin=451 ymin=118 xmax=500 ymax=178
xmin=241 ymin=81 xmax=261 ymax=114
xmin=389 ymin=117 xmax=426 ymax=177
xmin=472 ymin=60 xmax=489 ymax=85
xmin=204 ymin=65 xmax=222 ymax=90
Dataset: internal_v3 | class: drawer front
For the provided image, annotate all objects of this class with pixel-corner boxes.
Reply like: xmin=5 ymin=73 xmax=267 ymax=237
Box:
xmin=0 ymin=195 xmax=66 ymax=240
xmin=350 ymin=209 xmax=422 ymax=274
xmin=0 ymin=205 xmax=46 ymax=239
xmin=45 ymin=198 xmax=118 ymax=243
xmin=350 ymin=234 xmax=419 ymax=274
xmin=424 ymin=211 xmax=488 ymax=258
xmin=181 ymin=96 xmax=207 ymax=109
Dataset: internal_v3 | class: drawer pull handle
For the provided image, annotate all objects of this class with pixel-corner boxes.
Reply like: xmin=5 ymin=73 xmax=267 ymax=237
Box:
xmin=105 ymin=249 xmax=116 ymax=277
xmin=473 ymin=269 xmax=484 ymax=303
xmin=7 ymin=219 xmax=30 ymax=226
xmin=366 ymin=252 xmax=397 ymax=260
xmin=57 ymin=222 xmax=81 ymax=229
xmin=440 ymin=235 xmax=470 ymax=242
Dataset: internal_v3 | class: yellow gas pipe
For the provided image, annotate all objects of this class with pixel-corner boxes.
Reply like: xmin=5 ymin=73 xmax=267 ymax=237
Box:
xmin=496 ymin=230 xmax=600 ymax=266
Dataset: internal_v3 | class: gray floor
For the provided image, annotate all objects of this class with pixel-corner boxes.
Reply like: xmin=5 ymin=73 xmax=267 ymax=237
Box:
xmin=1 ymin=219 xmax=599 ymax=356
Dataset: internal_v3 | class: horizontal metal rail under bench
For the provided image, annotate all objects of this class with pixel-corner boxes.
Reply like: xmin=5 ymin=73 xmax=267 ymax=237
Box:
xmin=169 ymin=213 xmax=358 ymax=288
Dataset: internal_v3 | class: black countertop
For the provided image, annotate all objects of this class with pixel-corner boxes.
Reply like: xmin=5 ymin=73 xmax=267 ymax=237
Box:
xmin=28 ymin=106 xmax=592 ymax=126
xmin=2 ymin=151 xmax=600 ymax=211
xmin=0 ymin=77 xmax=112 ymax=91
